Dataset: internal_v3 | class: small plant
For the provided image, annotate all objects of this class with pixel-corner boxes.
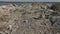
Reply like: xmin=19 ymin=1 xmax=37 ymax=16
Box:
xmin=47 ymin=4 xmax=58 ymax=11
xmin=47 ymin=2 xmax=60 ymax=11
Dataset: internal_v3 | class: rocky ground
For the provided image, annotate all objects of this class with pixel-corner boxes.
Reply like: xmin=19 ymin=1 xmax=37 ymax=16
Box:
xmin=0 ymin=3 xmax=60 ymax=34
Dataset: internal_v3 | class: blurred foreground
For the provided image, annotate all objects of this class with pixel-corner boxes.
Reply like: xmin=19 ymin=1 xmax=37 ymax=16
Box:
xmin=0 ymin=3 xmax=60 ymax=34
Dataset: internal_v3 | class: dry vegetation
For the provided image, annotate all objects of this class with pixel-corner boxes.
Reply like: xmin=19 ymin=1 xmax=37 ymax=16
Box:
xmin=0 ymin=3 xmax=60 ymax=34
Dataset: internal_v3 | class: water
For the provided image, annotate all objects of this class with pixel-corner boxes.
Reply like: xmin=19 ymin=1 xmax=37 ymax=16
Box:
xmin=0 ymin=2 xmax=32 ymax=6
xmin=0 ymin=2 xmax=22 ymax=6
